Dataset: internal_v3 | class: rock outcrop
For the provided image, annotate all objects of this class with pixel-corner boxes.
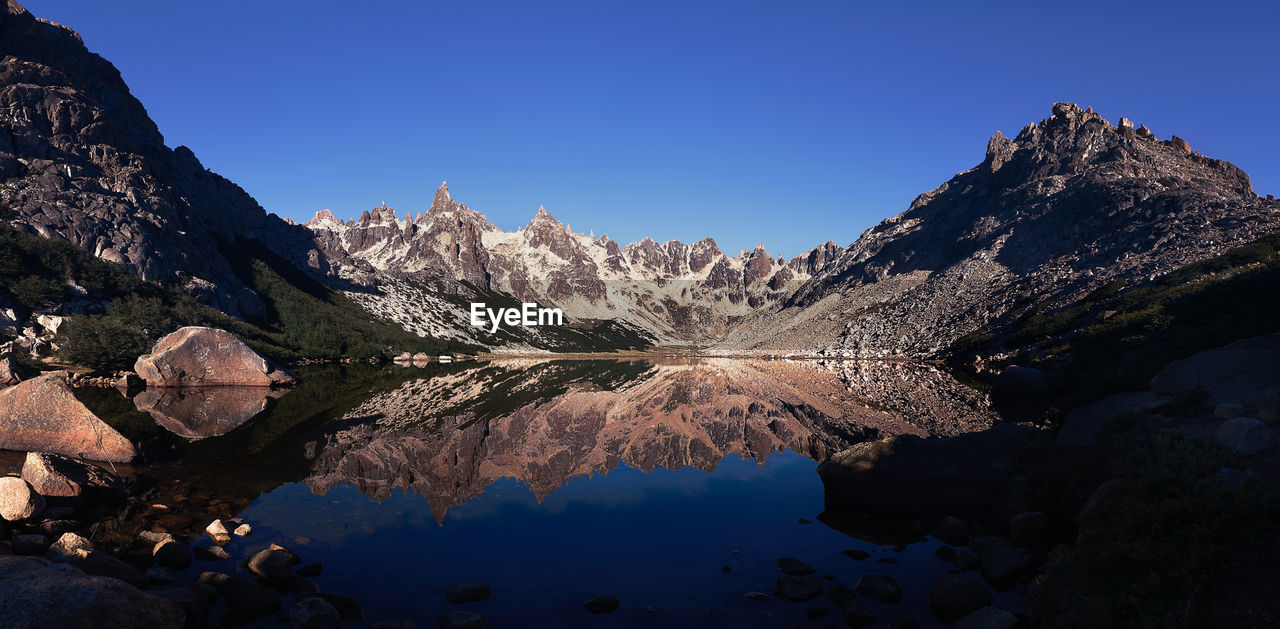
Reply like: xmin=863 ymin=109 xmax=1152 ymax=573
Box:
xmin=0 ymin=1 xmax=331 ymax=319
xmin=818 ymin=424 xmax=1035 ymax=514
xmin=133 ymin=327 xmax=296 ymax=387
xmin=0 ymin=372 xmax=136 ymax=462
xmin=20 ymin=451 xmax=123 ymax=499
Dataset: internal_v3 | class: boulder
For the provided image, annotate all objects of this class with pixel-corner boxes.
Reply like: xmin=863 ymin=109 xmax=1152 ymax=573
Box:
xmin=134 ymin=326 xmax=296 ymax=387
xmin=46 ymin=532 xmax=93 ymax=562
xmin=955 ymin=606 xmax=1019 ymax=629
xmin=153 ymin=539 xmax=192 ymax=570
xmin=0 ymin=477 xmax=45 ymax=521
xmin=66 ymin=549 xmax=146 ymax=587
xmin=842 ymin=601 xmax=876 ymax=627
xmin=21 ymin=452 xmax=123 ymax=499
xmin=929 ymin=574 xmax=991 ymax=623
xmin=290 ymin=596 xmax=341 ymax=629
xmin=991 ymin=366 xmax=1048 ymax=399
xmin=1214 ymin=403 xmax=1245 ymax=419
xmin=299 ymin=593 xmax=363 ymax=621
xmin=819 ymin=424 xmax=1034 ymax=514
xmin=1150 ymin=333 xmax=1280 ymax=406
xmin=855 ymin=574 xmax=903 ymax=604
xmin=205 ymin=519 xmax=231 ymax=545
xmin=0 ymin=373 xmax=136 ymax=462
xmin=1215 ymin=417 xmax=1274 ymax=455
xmin=11 ymin=533 xmax=48 ymax=555
xmin=445 ymin=582 xmax=492 ymax=604
xmin=196 ymin=571 xmax=282 ymax=612
xmin=247 ymin=547 xmax=299 ymax=582
xmin=0 ymin=556 xmax=184 ymax=629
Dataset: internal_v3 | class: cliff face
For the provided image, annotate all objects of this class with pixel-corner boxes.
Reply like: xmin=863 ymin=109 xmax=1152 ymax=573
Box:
xmin=721 ymin=103 xmax=1280 ymax=357
xmin=0 ymin=1 xmax=329 ymax=318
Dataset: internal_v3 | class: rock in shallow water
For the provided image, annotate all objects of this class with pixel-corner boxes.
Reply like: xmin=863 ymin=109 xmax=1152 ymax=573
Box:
xmin=777 ymin=557 xmax=816 ymax=575
xmin=134 ymin=326 xmax=296 ymax=387
xmin=291 ymin=596 xmax=340 ymax=629
xmin=247 ymin=547 xmax=299 ymax=582
xmin=152 ymin=539 xmax=192 ymax=570
xmin=954 ymin=605 xmax=1019 ymax=629
xmin=582 ymin=595 xmax=620 ymax=613
xmin=197 ymin=571 xmax=282 ymax=612
xmin=775 ymin=575 xmax=824 ymax=602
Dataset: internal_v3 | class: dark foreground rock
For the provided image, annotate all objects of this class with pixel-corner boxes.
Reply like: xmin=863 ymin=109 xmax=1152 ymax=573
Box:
xmin=438 ymin=610 xmax=486 ymax=628
xmin=0 ymin=373 xmax=136 ymax=462
xmin=582 ymin=595 xmax=619 ymax=613
xmin=21 ymin=451 xmax=123 ymax=499
xmin=134 ymin=327 xmax=296 ymax=387
xmin=818 ymin=424 xmax=1034 ymax=514
xmin=775 ymin=575 xmax=824 ymax=602
xmin=197 ymin=571 xmax=282 ymax=611
xmin=930 ymin=574 xmax=992 ymax=623
xmin=0 ymin=556 xmax=184 ymax=629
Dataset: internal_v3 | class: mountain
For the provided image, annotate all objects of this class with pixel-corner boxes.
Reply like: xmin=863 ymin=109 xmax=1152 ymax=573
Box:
xmin=3 ymin=0 xmax=1277 ymax=361
xmin=719 ymin=103 xmax=1280 ymax=357
xmin=304 ymin=181 xmax=843 ymax=346
xmin=0 ymin=1 xmax=331 ymax=319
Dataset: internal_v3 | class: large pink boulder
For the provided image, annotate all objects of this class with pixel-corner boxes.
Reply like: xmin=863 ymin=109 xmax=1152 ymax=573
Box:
xmin=134 ymin=326 xmax=296 ymax=387
xmin=0 ymin=373 xmax=136 ymax=463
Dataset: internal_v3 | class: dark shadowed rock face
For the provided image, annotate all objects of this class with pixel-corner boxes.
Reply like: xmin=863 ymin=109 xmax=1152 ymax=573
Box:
xmin=0 ymin=1 xmax=330 ymax=318
xmin=818 ymin=424 xmax=1034 ymax=515
xmin=0 ymin=555 xmax=184 ymax=629
xmin=134 ymin=326 xmax=296 ymax=387
xmin=0 ymin=372 xmax=135 ymax=462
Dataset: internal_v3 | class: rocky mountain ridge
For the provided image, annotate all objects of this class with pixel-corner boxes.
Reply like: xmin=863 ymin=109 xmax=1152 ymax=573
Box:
xmin=303 ymin=181 xmax=843 ymax=345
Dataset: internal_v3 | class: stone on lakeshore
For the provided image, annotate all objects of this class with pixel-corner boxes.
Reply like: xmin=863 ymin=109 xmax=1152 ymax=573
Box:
xmin=855 ymin=574 xmax=903 ymax=604
xmin=980 ymin=547 xmax=1037 ymax=590
xmin=0 ymin=477 xmax=45 ymax=521
xmin=291 ymin=596 xmax=341 ymax=629
xmin=153 ymin=539 xmax=192 ymax=570
xmin=0 ymin=373 xmax=136 ymax=462
xmin=67 ymin=549 xmax=146 ymax=587
xmin=0 ymin=556 xmax=184 ymax=629
xmin=841 ymin=548 xmax=870 ymax=560
xmin=21 ymin=452 xmax=123 ymax=499
xmin=46 ymin=532 xmax=93 ymax=562
xmin=296 ymin=561 xmax=324 ymax=577
xmin=775 ymin=575 xmax=823 ymax=602
xmin=582 ymin=595 xmax=620 ymax=613
xmin=233 ymin=522 xmax=252 ymax=537
xmin=445 ymin=582 xmax=492 ymax=604
xmin=205 ymin=519 xmax=231 ymax=545
xmin=929 ymin=574 xmax=991 ymax=623
xmin=828 ymin=583 xmax=856 ymax=607
xmin=968 ymin=535 xmax=1011 ymax=557
xmin=193 ymin=544 xmax=231 ymax=561
xmin=134 ymin=326 xmax=296 ymax=387
xmin=299 ymin=593 xmax=364 ymax=621
xmin=936 ymin=545 xmax=958 ymax=561
xmin=197 ymin=571 xmax=282 ymax=612
xmin=247 ymin=547 xmax=299 ymax=582
xmin=137 ymin=530 xmax=174 ymax=545
xmin=1215 ymin=417 xmax=1274 ymax=455
xmin=11 ymin=533 xmax=48 ymax=555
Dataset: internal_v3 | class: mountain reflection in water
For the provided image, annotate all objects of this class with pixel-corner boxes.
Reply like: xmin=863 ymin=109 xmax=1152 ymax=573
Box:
xmin=305 ymin=358 xmax=993 ymax=521
xmin=73 ymin=357 xmax=1005 ymax=628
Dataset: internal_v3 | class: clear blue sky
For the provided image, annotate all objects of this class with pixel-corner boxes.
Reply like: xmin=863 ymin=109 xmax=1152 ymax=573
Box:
xmin=22 ymin=0 xmax=1278 ymax=258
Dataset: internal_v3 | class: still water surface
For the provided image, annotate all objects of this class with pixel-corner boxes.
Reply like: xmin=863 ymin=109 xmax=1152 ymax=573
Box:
xmin=84 ymin=358 xmax=1018 ymax=627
